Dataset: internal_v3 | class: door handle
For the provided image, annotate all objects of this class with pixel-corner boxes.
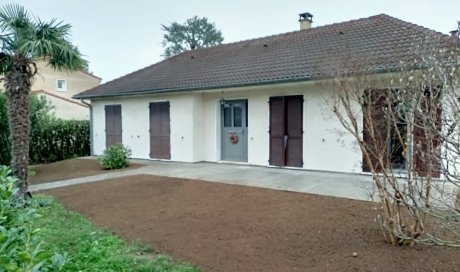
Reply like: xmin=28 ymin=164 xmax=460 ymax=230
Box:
xmin=284 ymin=134 xmax=288 ymax=150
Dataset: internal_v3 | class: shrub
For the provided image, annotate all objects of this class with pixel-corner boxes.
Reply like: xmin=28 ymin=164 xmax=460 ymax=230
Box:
xmin=30 ymin=119 xmax=90 ymax=163
xmin=0 ymin=93 xmax=57 ymax=165
xmin=99 ymin=144 xmax=132 ymax=170
xmin=1 ymin=93 xmax=90 ymax=165
xmin=0 ymin=165 xmax=65 ymax=271
xmin=0 ymin=92 xmax=11 ymax=166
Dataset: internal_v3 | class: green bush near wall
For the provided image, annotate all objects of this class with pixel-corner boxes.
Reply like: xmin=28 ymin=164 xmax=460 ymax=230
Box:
xmin=30 ymin=119 xmax=90 ymax=163
xmin=0 ymin=93 xmax=11 ymax=166
xmin=0 ymin=92 xmax=90 ymax=165
xmin=99 ymin=144 xmax=132 ymax=170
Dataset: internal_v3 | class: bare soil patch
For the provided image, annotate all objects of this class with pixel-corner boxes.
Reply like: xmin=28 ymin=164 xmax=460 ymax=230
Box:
xmin=43 ymin=174 xmax=459 ymax=272
xmin=29 ymin=158 xmax=143 ymax=184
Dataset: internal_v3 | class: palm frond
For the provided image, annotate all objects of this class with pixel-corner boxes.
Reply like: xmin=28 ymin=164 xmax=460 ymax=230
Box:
xmin=0 ymin=4 xmax=33 ymax=35
xmin=0 ymin=51 xmax=12 ymax=75
xmin=47 ymin=43 xmax=88 ymax=71
xmin=0 ymin=32 xmax=14 ymax=54
xmin=36 ymin=18 xmax=72 ymax=41
xmin=0 ymin=4 xmax=34 ymax=54
xmin=19 ymin=18 xmax=70 ymax=57
xmin=0 ymin=4 xmax=86 ymax=71
xmin=30 ymin=17 xmax=85 ymax=70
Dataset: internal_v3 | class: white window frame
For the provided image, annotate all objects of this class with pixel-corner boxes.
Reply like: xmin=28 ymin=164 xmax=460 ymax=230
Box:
xmin=56 ymin=79 xmax=67 ymax=92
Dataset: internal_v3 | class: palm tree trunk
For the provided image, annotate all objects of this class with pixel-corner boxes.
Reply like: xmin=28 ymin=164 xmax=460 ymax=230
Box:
xmin=4 ymin=55 xmax=34 ymax=197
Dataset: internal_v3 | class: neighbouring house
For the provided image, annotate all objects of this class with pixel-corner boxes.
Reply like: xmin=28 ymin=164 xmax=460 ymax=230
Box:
xmin=74 ymin=13 xmax=456 ymax=174
xmin=31 ymin=60 xmax=101 ymax=120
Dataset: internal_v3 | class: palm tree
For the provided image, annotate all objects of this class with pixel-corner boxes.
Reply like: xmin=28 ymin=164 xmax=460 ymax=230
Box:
xmin=0 ymin=4 xmax=86 ymax=197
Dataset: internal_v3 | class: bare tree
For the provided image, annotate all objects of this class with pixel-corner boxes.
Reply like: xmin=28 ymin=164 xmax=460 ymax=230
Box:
xmin=328 ymin=25 xmax=460 ymax=247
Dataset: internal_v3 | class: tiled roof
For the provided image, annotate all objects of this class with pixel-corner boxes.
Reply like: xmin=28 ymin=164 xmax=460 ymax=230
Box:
xmin=32 ymin=90 xmax=88 ymax=107
xmin=75 ymin=14 xmax=455 ymax=99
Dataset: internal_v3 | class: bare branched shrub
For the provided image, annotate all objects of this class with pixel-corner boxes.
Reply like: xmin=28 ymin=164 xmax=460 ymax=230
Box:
xmin=328 ymin=25 xmax=460 ymax=247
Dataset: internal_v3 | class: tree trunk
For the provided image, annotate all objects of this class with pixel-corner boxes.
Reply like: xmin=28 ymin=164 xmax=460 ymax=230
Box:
xmin=4 ymin=55 xmax=34 ymax=198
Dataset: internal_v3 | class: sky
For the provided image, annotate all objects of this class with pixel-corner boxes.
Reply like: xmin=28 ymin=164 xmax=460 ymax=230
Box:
xmin=9 ymin=0 xmax=460 ymax=83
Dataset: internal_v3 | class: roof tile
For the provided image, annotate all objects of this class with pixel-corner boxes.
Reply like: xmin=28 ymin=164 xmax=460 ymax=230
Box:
xmin=75 ymin=14 xmax=455 ymax=99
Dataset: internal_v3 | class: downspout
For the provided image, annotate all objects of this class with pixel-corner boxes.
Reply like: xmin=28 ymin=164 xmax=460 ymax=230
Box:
xmin=80 ymin=99 xmax=94 ymax=156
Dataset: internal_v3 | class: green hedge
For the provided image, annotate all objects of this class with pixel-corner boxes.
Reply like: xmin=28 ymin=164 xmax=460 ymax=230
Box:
xmin=0 ymin=93 xmax=11 ymax=166
xmin=30 ymin=119 xmax=90 ymax=163
xmin=0 ymin=92 xmax=90 ymax=165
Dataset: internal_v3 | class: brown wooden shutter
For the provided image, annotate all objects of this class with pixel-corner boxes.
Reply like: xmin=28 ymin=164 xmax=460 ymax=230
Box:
xmin=105 ymin=105 xmax=122 ymax=148
xmin=413 ymin=89 xmax=441 ymax=178
xmin=362 ymin=90 xmax=388 ymax=173
xmin=149 ymin=102 xmax=171 ymax=159
xmin=269 ymin=96 xmax=303 ymax=167
xmin=269 ymin=97 xmax=285 ymax=166
xmin=285 ymin=96 xmax=303 ymax=167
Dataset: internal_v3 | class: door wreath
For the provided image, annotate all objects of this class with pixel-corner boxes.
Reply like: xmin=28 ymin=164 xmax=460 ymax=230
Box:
xmin=229 ymin=134 xmax=239 ymax=144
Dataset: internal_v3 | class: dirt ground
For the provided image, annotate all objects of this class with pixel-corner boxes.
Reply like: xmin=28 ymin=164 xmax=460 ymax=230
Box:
xmin=29 ymin=158 xmax=143 ymax=184
xmin=42 ymin=174 xmax=460 ymax=272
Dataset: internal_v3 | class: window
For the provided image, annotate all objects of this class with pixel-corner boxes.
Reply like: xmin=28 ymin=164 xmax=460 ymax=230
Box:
xmin=233 ymin=105 xmax=242 ymax=127
xmin=222 ymin=101 xmax=248 ymax=128
xmin=223 ymin=104 xmax=232 ymax=127
xmin=363 ymin=89 xmax=407 ymax=171
xmin=56 ymin=79 xmax=67 ymax=92
xmin=388 ymin=108 xmax=407 ymax=170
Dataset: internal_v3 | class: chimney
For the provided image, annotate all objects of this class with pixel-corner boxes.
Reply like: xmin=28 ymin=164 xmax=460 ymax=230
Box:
xmin=450 ymin=30 xmax=459 ymax=40
xmin=299 ymin=12 xmax=313 ymax=30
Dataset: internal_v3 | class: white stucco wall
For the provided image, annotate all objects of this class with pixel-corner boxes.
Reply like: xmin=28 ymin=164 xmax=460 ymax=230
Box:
xmin=302 ymin=88 xmax=362 ymax=172
xmin=201 ymin=95 xmax=220 ymax=161
xmin=195 ymin=83 xmax=361 ymax=172
xmin=35 ymin=93 xmax=89 ymax=120
xmin=92 ymin=93 xmax=202 ymax=162
xmin=192 ymin=93 xmax=205 ymax=161
xmin=32 ymin=60 xmax=101 ymax=120
xmin=91 ymin=81 xmax=362 ymax=173
xmin=33 ymin=60 xmax=101 ymax=100
xmin=92 ymin=96 xmax=149 ymax=158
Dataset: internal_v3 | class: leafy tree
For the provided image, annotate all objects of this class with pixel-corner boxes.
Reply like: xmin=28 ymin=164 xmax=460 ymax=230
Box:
xmin=0 ymin=92 xmax=9 ymax=166
xmin=161 ymin=16 xmax=224 ymax=57
xmin=0 ymin=92 xmax=55 ymax=166
xmin=0 ymin=4 xmax=86 ymax=197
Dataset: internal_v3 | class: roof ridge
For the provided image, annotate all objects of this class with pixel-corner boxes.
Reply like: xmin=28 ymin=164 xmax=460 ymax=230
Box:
xmin=374 ymin=13 xmax=451 ymax=39
xmin=77 ymin=54 xmax=179 ymax=97
xmin=79 ymin=70 xmax=102 ymax=81
xmin=32 ymin=89 xmax=88 ymax=107
xmin=189 ymin=14 xmax=390 ymax=52
xmin=198 ymin=14 xmax=413 ymax=49
xmin=75 ymin=13 xmax=457 ymax=99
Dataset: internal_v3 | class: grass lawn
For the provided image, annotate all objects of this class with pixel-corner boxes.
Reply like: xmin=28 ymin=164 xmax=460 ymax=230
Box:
xmin=31 ymin=196 xmax=198 ymax=272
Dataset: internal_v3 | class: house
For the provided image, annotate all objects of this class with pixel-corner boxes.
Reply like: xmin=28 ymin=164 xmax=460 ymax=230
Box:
xmin=74 ymin=13 xmax=456 ymax=174
xmin=31 ymin=60 xmax=101 ymax=120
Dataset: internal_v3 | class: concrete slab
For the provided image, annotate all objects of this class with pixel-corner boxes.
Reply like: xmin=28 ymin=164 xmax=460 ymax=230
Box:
xmin=30 ymin=159 xmax=374 ymax=201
